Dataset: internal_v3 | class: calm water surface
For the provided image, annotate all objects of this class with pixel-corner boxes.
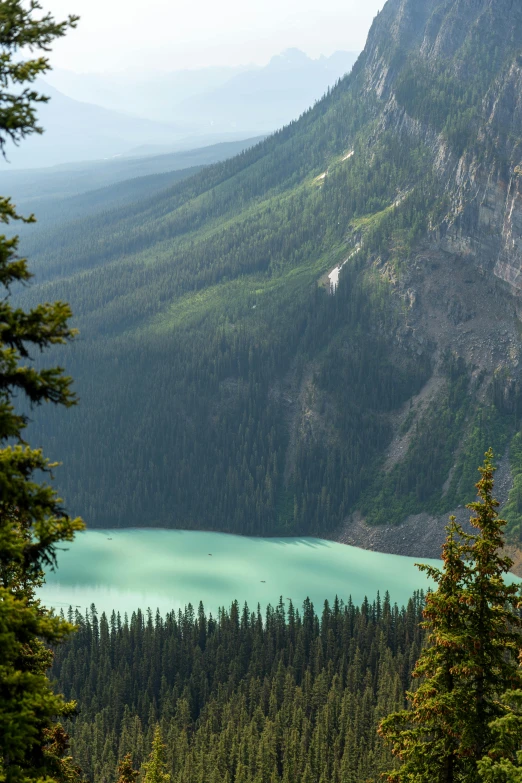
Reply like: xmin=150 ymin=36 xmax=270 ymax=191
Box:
xmin=38 ymin=529 xmax=446 ymax=616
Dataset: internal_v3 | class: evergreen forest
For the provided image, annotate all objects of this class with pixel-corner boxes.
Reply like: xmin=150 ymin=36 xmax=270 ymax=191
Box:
xmin=53 ymin=593 xmax=424 ymax=783
xmin=17 ymin=0 xmax=522 ymax=538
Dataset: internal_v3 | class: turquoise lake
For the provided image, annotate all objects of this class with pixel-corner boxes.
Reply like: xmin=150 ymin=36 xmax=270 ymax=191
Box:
xmin=37 ymin=528 xmax=446 ymax=616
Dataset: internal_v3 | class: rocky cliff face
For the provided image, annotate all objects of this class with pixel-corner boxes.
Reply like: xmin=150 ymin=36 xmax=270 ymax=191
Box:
xmin=325 ymin=0 xmax=522 ymax=557
xmin=364 ymin=0 xmax=522 ymax=296
xmin=359 ymin=0 xmax=522 ymax=369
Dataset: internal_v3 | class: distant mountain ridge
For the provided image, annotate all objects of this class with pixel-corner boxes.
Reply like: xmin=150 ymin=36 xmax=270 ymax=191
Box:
xmin=3 ymin=137 xmax=264 ymax=208
xmin=44 ymin=49 xmax=359 ymax=131
xmin=19 ymin=0 xmax=522 ymax=554
xmin=4 ymin=50 xmax=358 ymax=168
xmin=0 ymin=80 xmax=194 ymax=169
xmin=172 ymin=49 xmax=360 ymax=132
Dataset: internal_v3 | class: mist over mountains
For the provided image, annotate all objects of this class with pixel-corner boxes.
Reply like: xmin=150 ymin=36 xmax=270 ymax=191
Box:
xmin=3 ymin=49 xmax=358 ymax=168
xmin=46 ymin=49 xmax=359 ymax=124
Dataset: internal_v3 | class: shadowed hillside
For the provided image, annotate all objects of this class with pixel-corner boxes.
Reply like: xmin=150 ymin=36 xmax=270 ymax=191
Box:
xmin=17 ymin=0 xmax=522 ymax=546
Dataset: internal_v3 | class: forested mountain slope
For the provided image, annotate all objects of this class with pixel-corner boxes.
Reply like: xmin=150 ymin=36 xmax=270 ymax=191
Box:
xmin=19 ymin=0 xmax=522 ymax=542
xmin=4 ymin=137 xmax=263 ymax=212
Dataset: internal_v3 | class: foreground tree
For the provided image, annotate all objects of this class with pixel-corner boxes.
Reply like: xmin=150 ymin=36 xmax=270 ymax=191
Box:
xmin=379 ymin=517 xmax=474 ymax=781
xmin=379 ymin=450 xmax=522 ymax=782
xmin=0 ymin=2 xmax=83 ymax=782
xmin=477 ymin=682 xmax=522 ymax=782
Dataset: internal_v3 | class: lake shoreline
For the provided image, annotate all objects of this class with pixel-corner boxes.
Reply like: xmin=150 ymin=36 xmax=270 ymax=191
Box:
xmin=79 ymin=523 xmax=440 ymax=564
xmin=80 ymin=514 xmax=522 ymax=577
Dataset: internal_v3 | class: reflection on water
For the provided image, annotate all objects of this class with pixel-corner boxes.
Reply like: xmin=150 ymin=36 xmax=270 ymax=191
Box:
xmin=38 ymin=529 xmax=445 ymax=616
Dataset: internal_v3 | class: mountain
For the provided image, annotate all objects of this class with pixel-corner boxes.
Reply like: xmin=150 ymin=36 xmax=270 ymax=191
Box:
xmin=6 ymin=51 xmax=358 ymax=168
xmin=45 ymin=64 xmax=252 ymax=119
xmin=44 ymin=50 xmax=360 ymax=132
xmin=0 ymin=80 xmax=194 ymax=168
xmin=3 ymin=138 xmax=264 ymax=222
xmin=173 ymin=49 xmax=360 ymax=133
xmin=18 ymin=0 xmax=522 ymax=551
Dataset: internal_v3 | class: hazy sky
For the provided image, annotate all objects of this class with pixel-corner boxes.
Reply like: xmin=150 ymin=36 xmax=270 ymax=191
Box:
xmin=42 ymin=0 xmax=386 ymax=73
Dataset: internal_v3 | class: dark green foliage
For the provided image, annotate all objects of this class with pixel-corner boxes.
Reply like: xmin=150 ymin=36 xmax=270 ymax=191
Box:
xmin=0 ymin=2 xmax=84 ymax=780
xmin=52 ymin=593 xmax=426 ymax=783
xmin=362 ymin=358 xmax=516 ymax=526
xmin=379 ymin=452 xmax=522 ymax=782
xmin=0 ymin=0 xmax=78 ymax=155
xmin=446 ymin=405 xmax=513 ymax=510
xmin=115 ymin=755 xmax=138 ymax=783
xmin=394 ymin=57 xmax=477 ymax=156
xmin=380 ymin=519 xmax=475 ymax=782
xmin=361 ymin=357 xmax=470 ymax=525
xmin=478 ymin=688 xmax=522 ymax=782
xmin=387 ymin=0 xmax=513 ymax=157
xmin=503 ymin=433 xmax=522 ymax=541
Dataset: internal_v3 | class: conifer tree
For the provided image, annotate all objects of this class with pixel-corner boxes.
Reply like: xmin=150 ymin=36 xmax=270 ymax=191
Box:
xmin=141 ymin=726 xmax=171 ymax=783
xmin=379 ymin=450 xmax=522 ymax=782
xmin=0 ymin=2 xmax=83 ymax=782
xmin=464 ymin=451 xmax=522 ymax=760
xmin=477 ymin=680 xmax=522 ymax=782
xmin=42 ymin=724 xmax=84 ymax=783
xmin=116 ymin=754 xmax=138 ymax=783
xmin=379 ymin=517 xmax=474 ymax=781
